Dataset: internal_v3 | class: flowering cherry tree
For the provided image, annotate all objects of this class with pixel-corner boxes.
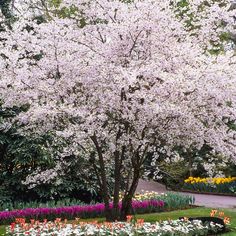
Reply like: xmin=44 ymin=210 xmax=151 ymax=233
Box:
xmin=0 ymin=0 xmax=236 ymax=220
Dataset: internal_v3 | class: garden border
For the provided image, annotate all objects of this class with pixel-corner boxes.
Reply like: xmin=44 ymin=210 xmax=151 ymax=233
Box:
xmin=180 ymin=189 xmax=236 ymax=197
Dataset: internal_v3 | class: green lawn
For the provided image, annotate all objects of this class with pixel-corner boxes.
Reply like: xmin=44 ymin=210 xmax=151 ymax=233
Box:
xmin=137 ymin=207 xmax=236 ymax=236
xmin=0 ymin=227 xmax=4 ymax=236
xmin=0 ymin=207 xmax=235 ymax=235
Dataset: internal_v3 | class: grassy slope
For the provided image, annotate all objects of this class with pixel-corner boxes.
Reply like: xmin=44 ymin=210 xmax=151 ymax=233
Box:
xmin=0 ymin=207 xmax=235 ymax=235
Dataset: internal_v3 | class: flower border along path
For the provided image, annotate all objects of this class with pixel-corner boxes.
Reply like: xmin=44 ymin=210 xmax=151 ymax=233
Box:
xmin=180 ymin=189 xmax=236 ymax=197
xmin=183 ymin=177 xmax=236 ymax=196
xmin=137 ymin=180 xmax=236 ymax=209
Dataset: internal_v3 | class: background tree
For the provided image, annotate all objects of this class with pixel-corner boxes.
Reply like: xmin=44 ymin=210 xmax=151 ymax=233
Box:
xmin=145 ymin=144 xmax=236 ymax=190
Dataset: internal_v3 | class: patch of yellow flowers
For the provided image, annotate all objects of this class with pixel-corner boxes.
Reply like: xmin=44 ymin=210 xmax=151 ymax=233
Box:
xmin=184 ymin=176 xmax=236 ymax=185
xmin=112 ymin=191 xmax=166 ymax=201
xmin=134 ymin=191 xmax=167 ymax=201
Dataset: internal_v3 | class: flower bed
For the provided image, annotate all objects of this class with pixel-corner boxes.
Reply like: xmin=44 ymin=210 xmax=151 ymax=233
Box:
xmin=0 ymin=200 xmax=164 ymax=225
xmin=183 ymin=177 xmax=236 ymax=195
xmin=0 ymin=192 xmax=194 ymax=224
xmin=5 ymin=217 xmax=224 ymax=236
xmin=134 ymin=191 xmax=195 ymax=210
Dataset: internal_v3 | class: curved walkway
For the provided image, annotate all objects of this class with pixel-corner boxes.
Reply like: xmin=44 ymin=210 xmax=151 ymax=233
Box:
xmin=137 ymin=179 xmax=236 ymax=209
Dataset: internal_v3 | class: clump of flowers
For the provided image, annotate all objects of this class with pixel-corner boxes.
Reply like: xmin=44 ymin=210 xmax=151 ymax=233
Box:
xmin=0 ymin=192 xmax=196 ymax=225
xmin=5 ymin=217 xmax=224 ymax=236
xmin=133 ymin=191 xmax=195 ymax=210
xmin=184 ymin=177 xmax=236 ymax=184
xmin=134 ymin=191 xmax=167 ymax=201
xmin=183 ymin=177 xmax=236 ymax=194
xmin=210 ymin=209 xmax=231 ymax=225
xmin=112 ymin=190 xmax=167 ymax=202
xmin=0 ymin=199 xmax=164 ymax=225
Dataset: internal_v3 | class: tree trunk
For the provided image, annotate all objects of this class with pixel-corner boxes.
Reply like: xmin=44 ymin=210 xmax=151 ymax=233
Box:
xmin=90 ymin=135 xmax=113 ymax=221
xmin=188 ymin=153 xmax=193 ymax=177
xmin=104 ymin=204 xmax=113 ymax=222
xmin=120 ymin=172 xmax=140 ymax=221
xmin=112 ymin=150 xmax=122 ymax=221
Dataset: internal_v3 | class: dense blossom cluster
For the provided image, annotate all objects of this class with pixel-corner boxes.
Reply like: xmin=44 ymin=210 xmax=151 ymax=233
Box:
xmin=0 ymin=0 xmax=236 ymax=219
xmin=22 ymin=162 xmax=66 ymax=188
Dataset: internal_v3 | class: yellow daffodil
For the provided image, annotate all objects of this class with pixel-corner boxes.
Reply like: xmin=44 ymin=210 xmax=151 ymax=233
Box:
xmin=184 ymin=176 xmax=236 ymax=185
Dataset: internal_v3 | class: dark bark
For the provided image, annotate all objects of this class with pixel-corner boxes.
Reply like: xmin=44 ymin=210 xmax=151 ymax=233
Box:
xmin=90 ymin=135 xmax=112 ymax=221
xmin=187 ymin=152 xmax=193 ymax=176
xmin=119 ymin=142 xmax=149 ymax=221
xmin=120 ymin=169 xmax=140 ymax=221
xmin=112 ymin=145 xmax=126 ymax=221
xmin=112 ymin=150 xmax=122 ymax=220
xmin=91 ymin=130 xmax=147 ymax=221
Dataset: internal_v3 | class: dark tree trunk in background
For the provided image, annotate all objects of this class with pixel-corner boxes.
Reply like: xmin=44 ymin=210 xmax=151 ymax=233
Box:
xmin=188 ymin=153 xmax=193 ymax=177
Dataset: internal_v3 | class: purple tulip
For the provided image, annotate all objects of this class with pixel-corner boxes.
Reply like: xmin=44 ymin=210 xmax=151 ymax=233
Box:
xmin=0 ymin=199 xmax=164 ymax=223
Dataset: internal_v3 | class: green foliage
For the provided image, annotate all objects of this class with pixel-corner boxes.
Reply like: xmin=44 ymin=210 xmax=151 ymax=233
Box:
xmin=220 ymin=32 xmax=231 ymax=42
xmin=0 ymin=108 xmax=52 ymax=204
xmin=56 ymin=5 xmax=80 ymax=19
xmin=0 ymin=198 xmax=84 ymax=211
xmin=49 ymin=0 xmax=63 ymax=8
xmin=47 ymin=0 xmax=84 ymax=24
xmin=227 ymin=120 xmax=236 ymax=131
xmin=0 ymin=105 xmax=101 ymax=205
xmin=144 ymin=192 xmax=195 ymax=211
xmin=163 ymin=193 xmax=195 ymax=210
xmin=0 ymin=0 xmax=12 ymax=19
xmin=0 ymin=0 xmax=17 ymax=30
xmin=146 ymin=142 xmax=236 ymax=191
xmin=158 ymin=160 xmax=189 ymax=190
xmin=172 ymin=0 xmax=235 ymax=54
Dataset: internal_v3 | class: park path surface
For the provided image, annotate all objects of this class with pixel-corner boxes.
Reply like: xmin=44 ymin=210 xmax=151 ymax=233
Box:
xmin=136 ymin=179 xmax=236 ymax=209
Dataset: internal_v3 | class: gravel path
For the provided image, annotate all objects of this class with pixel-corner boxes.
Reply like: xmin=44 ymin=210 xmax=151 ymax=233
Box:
xmin=137 ymin=179 xmax=236 ymax=209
